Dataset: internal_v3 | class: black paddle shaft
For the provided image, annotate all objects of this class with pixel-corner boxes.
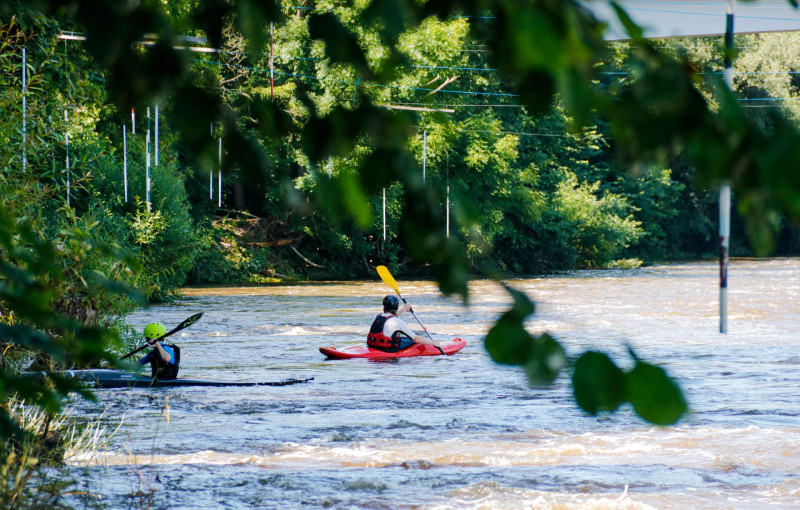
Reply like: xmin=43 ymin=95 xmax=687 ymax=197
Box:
xmin=121 ymin=312 xmax=203 ymax=360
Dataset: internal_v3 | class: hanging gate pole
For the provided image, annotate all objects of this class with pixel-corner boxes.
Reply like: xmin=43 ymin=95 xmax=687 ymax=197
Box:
xmin=22 ymin=48 xmax=27 ymax=172
xmin=720 ymin=0 xmax=735 ymax=333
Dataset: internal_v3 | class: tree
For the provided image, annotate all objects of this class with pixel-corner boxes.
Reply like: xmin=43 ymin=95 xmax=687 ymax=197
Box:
xmin=6 ymin=0 xmax=800 ymax=428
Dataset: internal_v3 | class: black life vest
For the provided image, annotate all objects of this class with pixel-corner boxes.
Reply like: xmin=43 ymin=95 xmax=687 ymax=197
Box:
xmin=148 ymin=344 xmax=180 ymax=380
xmin=367 ymin=314 xmax=408 ymax=350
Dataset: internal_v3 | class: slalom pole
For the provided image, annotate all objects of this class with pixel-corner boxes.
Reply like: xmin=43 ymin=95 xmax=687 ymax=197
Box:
xmin=146 ymin=107 xmax=151 ymax=213
xmin=22 ymin=47 xmax=27 ymax=173
xmin=422 ymin=130 xmax=427 ymax=185
xmin=209 ymin=123 xmax=213 ymax=200
xmin=719 ymin=0 xmax=735 ymax=334
xmin=270 ymin=23 xmax=274 ymax=99
xmin=155 ymin=103 xmax=159 ymax=167
xmin=65 ymin=109 xmax=70 ymax=206
xmin=382 ymin=188 xmax=386 ymax=241
xmin=123 ymin=125 xmax=128 ymax=202
xmin=218 ymin=137 xmax=222 ymax=208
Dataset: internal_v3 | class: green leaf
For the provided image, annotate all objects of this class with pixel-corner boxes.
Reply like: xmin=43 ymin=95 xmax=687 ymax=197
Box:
xmin=308 ymin=13 xmax=371 ymax=77
xmin=523 ymin=333 xmax=566 ymax=386
xmin=363 ymin=0 xmax=418 ymax=40
xmin=627 ymin=360 xmax=688 ymax=425
xmin=572 ymin=351 xmax=626 ymax=415
xmin=236 ymin=0 xmax=281 ymax=56
xmin=484 ymin=286 xmax=535 ymax=365
xmin=610 ymin=1 xmax=643 ymax=40
xmin=339 ymin=170 xmax=373 ymax=229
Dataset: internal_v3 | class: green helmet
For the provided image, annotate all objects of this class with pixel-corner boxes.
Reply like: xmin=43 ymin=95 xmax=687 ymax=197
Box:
xmin=144 ymin=322 xmax=166 ymax=341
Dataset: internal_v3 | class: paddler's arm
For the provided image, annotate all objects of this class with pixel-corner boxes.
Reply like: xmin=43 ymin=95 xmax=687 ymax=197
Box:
xmin=396 ymin=302 xmax=414 ymax=316
xmin=397 ymin=304 xmax=441 ymax=349
xmin=412 ymin=335 xmax=441 ymax=349
xmin=148 ymin=340 xmax=172 ymax=363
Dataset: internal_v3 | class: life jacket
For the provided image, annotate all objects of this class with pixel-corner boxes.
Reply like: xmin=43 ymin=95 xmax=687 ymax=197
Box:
xmin=367 ymin=314 xmax=408 ymax=350
xmin=148 ymin=344 xmax=180 ymax=380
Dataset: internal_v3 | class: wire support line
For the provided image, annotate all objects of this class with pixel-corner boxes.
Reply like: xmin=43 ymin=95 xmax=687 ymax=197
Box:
xmin=194 ymin=58 xmax=519 ymax=98
xmin=457 ymin=128 xmax=604 ymax=139
xmin=390 ymin=102 xmax=526 ymax=108
xmin=621 ymin=6 xmax=800 ymax=23
xmin=601 ymin=70 xmax=800 ymax=76
xmin=738 ymin=97 xmax=800 ymax=101
xmin=741 ymin=104 xmax=800 ymax=108
xmin=201 ymin=58 xmax=800 ymax=105
xmin=627 ymin=1 xmax=789 ymax=5
xmin=411 ymin=64 xmax=497 ymax=72
xmin=366 ymin=81 xmax=517 ymax=97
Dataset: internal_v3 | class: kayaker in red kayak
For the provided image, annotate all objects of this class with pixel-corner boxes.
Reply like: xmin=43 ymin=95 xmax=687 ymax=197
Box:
xmin=367 ymin=295 xmax=442 ymax=353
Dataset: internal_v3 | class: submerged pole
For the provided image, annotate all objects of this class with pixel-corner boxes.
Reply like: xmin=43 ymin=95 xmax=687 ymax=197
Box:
xmin=720 ymin=0 xmax=735 ymax=333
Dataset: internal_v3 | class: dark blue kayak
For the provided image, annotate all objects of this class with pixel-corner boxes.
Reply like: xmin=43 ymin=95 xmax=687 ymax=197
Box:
xmin=25 ymin=369 xmax=313 ymax=389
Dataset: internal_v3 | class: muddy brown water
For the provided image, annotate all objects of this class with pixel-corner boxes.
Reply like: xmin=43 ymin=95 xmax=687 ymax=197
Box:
xmin=65 ymin=259 xmax=800 ymax=509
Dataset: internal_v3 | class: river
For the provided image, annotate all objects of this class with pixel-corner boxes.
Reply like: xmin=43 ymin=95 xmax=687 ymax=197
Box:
xmin=64 ymin=259 xmax=800 ymax=509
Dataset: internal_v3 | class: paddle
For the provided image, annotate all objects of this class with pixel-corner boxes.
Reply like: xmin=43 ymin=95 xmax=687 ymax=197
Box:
xmin=121 ymin=312 xmax=203 ymax=360
xmin=376 ymin=266 xmax=446 ymax=355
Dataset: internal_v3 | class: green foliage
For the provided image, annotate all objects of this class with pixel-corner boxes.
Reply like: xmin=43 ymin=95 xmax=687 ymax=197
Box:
xmin=572 ymin=351 xmax=626 ymax=415
xmin=572 ymin=349 xmax=688 ymax=425
xmin=626 ymin=357 xmax=688 ymax=426
xmin=5 ymin=0 xmax=800 ymax=433
xmin=0 ymin=205 xmax=129 ymax=437
xmin=484 ymin=286 xmax=566 ymax=385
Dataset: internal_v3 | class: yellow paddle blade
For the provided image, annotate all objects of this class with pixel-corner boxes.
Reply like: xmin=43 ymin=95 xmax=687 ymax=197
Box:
xmin=376 ymin=265 xmax=400 ymax=294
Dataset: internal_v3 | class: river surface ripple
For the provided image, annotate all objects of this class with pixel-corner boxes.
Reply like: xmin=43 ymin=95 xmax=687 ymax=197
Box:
xmin=65 ymin=259 xmax=800 ymax=509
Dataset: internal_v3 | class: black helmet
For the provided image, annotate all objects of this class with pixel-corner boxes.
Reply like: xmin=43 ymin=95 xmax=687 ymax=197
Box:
xmin=383 ymin=295 xmax=400 ymax=312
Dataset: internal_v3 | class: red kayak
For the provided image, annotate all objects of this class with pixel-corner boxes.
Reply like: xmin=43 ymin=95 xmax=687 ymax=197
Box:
xmin=320 ymin=338 xmax=466 ymax=360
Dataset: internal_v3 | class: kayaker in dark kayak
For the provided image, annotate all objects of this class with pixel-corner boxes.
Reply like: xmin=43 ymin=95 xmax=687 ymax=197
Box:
xmin=139 ymin=322 xmax=180 ymax=380
xmin=367 ymin=295 xmax=442 ymax=353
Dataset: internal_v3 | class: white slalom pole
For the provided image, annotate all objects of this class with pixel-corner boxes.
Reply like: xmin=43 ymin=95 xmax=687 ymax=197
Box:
xmin=446 ymin=153 xmax=450 ymax=238
xmin=720 ymin=0 xmax=735 ymax=334
xmin=422 ymin=130 xmax=427 ymax=185
xmin=123 ymin=124 xmax=128 ymax=202
xmin=210 ymin=123 xmax=213 ymax=200
xmin=446 ymin=183 xmax=450 ymax=238
xmin=131 ymin=108 xmax=135 ymax=135
xmin=270 ymin=22 xmax=274 ymax=99
xmin=65 ymin=109 xmax=70 ymax=206
xmin=218 ymin=137 xmax=222 ymax=208
xmin=382 ymin=187 xmax=386 ymax=241
xmin=719 ymin=185 xmax=730 ymax=332
xmin=22 ymin=48 xmax=27 ymax=173
xmin=155 ymin=103 xmax=159 ymax=167
xmin=146 ymin=106 xmax=151 ymax=213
